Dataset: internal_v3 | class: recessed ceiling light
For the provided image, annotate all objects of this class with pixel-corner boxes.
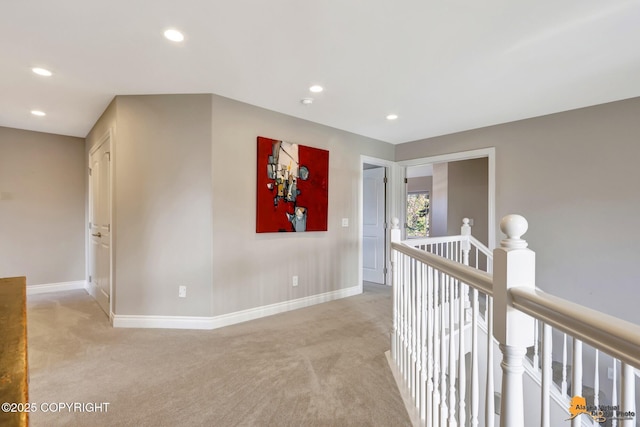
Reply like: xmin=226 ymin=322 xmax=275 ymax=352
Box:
xmin=31 ymin=110 xmax=46 ymax=117
xmin=386 ymin=114 xmax=399 ymax=120
xmin=32 ymin=67 xmax=52 ymax=77
xmin=301 ymin=98 xmax=314 ymax=105
xmin=164 ymin=29 xmax=185 ymax=42
xmin=309 ymin=85 xmax=323 ymax=93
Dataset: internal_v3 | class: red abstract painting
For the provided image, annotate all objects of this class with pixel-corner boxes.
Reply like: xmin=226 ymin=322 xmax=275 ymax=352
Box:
xmin=256 ymin=136 xmax=329 ymax=232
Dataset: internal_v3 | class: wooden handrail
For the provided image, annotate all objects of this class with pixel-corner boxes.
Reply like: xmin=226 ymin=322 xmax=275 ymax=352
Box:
xmin=0 ymin=276 xmax=29 ymax=427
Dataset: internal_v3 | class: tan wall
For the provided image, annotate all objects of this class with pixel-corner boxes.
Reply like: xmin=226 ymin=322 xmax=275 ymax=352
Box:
xmin=396 ymin=96 xmax=640 ymax=323
xmin=0 ymin=126 xmax=85 ymax=285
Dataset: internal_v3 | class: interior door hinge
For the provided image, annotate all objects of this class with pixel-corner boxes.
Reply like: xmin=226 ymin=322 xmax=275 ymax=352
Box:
xmin=106 ymin=152 xmax=111 ymax=161
xmin=383 ymin=176 xmax=388 ymax=184
xmin=89 ymin=167 xmax=92 ymax=176
xmin=404 ymin=178 xmax=408 ymax=184
xmin=384 ymin=267 xmax=388 ymax=275
xmin=89 ymin=275 xmax=92 ymax=283
xmin=89 ymin=222 xmax=92 ymax=229
xmin=108 ymin=224 xmax=111 ymax=232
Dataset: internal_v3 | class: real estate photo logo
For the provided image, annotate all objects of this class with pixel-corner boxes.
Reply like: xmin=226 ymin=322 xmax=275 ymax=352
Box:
xmin=566 ymin=396 xmax=635 ymax=424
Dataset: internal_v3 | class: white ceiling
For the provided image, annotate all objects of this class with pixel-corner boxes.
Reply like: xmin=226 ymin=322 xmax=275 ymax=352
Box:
xmin=2 ymin=0 xmax=640 ymax=144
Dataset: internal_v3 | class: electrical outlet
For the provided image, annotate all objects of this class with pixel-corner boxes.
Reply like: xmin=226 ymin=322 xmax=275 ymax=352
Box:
xmin=292 ymin=276 xmax=299 ymax=287
xmin=179 ymin=286 xmax=187 ymax=298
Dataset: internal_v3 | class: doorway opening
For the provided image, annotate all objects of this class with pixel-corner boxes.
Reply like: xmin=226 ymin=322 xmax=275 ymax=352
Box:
xmin=399 ymin=147 xmax=495 ymax=249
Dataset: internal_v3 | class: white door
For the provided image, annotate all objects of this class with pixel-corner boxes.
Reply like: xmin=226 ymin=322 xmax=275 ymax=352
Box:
xmin=89 ymin=135 xmax=111 ymax=316
xmin=363 ymin=166 xmax=386 ymax=284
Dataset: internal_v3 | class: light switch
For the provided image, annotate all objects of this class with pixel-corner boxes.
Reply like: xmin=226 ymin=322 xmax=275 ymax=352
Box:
xmin=341 ymin=218 xmax=349 ymax=227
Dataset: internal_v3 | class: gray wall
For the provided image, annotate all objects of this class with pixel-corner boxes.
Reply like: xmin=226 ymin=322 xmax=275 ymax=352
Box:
xmin=210 ymin=95 xmax=394 ymax=316
xmin=86 ymin=93 xmax=394 ymax=318
xmin=431 ymin=163 xmax=448 ymax=237
xmin=0 ymin=126 xmax=85 ymax=285
xmin=86 ymin=95 xmax=214 ymax=316
xmin=407 ymin=176 xmax=431 ymax=193
xmin=396 ymin=96 xmax=640 ymax=323
xmin=447 ymin=158 xmax=488 ymax=246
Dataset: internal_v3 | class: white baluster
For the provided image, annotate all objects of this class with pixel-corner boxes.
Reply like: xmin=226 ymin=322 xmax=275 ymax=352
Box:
xmin=471 ymin=288 xmax=479 ymax=427
xmin=440 ymin=273 xmax=448 ymax=427
xmin=398 ymin=252 xmax=404 ymax=375
xmin=486 ymin=298 xmax=495 ymax=427
xmin=410 ymin=259 xmax=416 ymax=400
xmin=426 ymin=265 xmax=434 ymax=427
xmin=541 ymin=324 xmax=552 ymax=427
xmin=391 ymin=218 xmax=401 ymax=363
xmin=612 ymin=359 xmax=617 ymax=427
xmin=433 ymin=270 xmax=441 ymax=427
xmin=458 ymin=280 xmax=467 ymax=427
xmin=532 ymin=320 xmax=539 ymax=371
xmin=392 ymin=248 xmax=397 ymax=360
xmin=449 ymin=277 xmax=458 ymax=427
xmin=404 ymin=255 xmax=410 ymax=383
xmin=572 ymin=339 xmax=583 ymax=427
xmin=399 ymin=254 xmax=404 ymax=374
xmin=419 ymin=263 xmax=426 ymax=418
xmin=401 ymin=254 xmax=408 ymax=379
xmin=493 ymin=215 xmax=535 ymax=427
xmin=621 ymin=363 xmax=635 ymax=427
xmin=593 ymin=350 xmax=599 ymax=417
xmin=561 ymin=334 xmax=568 ymax=396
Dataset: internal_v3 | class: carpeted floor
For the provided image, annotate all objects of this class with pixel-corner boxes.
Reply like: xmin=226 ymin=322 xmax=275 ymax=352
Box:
xmin=27 ymin=283 xmax=412 ymax=426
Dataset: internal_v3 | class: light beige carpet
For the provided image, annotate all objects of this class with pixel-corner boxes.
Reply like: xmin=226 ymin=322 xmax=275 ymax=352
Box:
xmin=27 ymin=284 xmax=412 ymax=426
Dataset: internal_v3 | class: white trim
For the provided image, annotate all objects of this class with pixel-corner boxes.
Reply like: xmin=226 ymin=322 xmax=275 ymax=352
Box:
xmin=385 ymin=350 xmax=422 ymax=427
xmin=87 ymin=127 xmax=114 ymax=315
xmin=27 ymin=280 xmax=87 ymax=295
xmin=360 ymin=156 xmax=396 ymax=287
xmin=112 ymin=285 xmax=361 ymax=330
xmin=398 ymin=147 xmax=497 ymax=250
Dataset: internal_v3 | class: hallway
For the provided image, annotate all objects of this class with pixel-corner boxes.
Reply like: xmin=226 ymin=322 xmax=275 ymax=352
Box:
xmin=27 ymin=283 xmax=411 ymax=426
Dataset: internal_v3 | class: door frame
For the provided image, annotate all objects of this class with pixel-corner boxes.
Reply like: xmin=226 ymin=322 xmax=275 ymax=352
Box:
xmin=360 ymin=156 xmax=396 ymax=288
xmin=362 ymin=165 xmax=387 ymax=285
xmin=397 ymin=147 xmax=496 ymax=249
xmin=87 ymin=128 xmax=114 ymax=321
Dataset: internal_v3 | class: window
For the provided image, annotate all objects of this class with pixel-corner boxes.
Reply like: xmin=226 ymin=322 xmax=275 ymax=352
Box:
xmin=406 ymin=191 xmax=430 ymax=238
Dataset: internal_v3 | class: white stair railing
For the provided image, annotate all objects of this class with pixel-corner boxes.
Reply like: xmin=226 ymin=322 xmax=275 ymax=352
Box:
xmin=390 ymin=215 xmax=640 ymax=427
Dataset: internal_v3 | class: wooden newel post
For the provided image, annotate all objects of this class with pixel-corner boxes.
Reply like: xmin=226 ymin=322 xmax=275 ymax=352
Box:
xmin=493 ymin=215 xmax=536 ymax=427
xmin=390 ymin=218 xmax=401 ymax=361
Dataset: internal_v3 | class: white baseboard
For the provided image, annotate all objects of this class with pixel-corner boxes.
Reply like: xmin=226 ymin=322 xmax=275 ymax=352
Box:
xmin=27 ymin=280 xmax=87 ymax=295
xmin=385 ymin=350 xmax=422 ymax=427
xmin=112 ymin=284 xmax=362 ymax=330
